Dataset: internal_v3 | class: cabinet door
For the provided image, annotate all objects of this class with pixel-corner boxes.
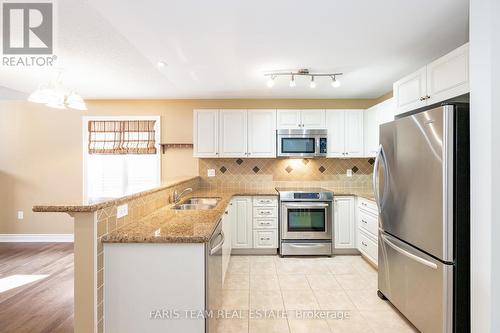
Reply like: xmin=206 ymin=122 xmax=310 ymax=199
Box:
xmin=393 ymin=67 xmax=427 ymax=116
xmin=301 ymin=109 xmax=326 ymax=128
xmin=231 ymin=197 xmax=253 ymax=249
xmin=277 ymin=110 xmax=301 ymax=129
xmin=219 ymin=109 xmax=247 ymax=157
xmin=426 ymin=43 xmax=469 ymax=105
xmin=376 ymin=97 xmax=395 ymax=125
xmin=325 ymin=110 xmax=345 ymax=157
xmin=344 ymin=110 xmax=364 ymax=157
xmin=363 ymin=105 xmax=378 ymax=158
xmin=193 ymin=109 xmax=219 ymax=157
xmin=334 ymin=197 xmax=356 ymax=249
xmin=247 ymin=109 xmax=276 ymax=157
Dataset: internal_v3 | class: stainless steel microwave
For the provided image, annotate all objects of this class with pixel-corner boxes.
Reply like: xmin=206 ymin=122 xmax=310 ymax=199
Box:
xmin=277 ymin=129 xmax=327 ymax=157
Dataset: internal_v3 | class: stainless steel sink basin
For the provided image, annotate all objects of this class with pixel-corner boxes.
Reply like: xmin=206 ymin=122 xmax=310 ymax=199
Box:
xmin=182 ymin=197 xmax=221 ymax=205
xmin=171 ymin=197 xmax=221 ymax=210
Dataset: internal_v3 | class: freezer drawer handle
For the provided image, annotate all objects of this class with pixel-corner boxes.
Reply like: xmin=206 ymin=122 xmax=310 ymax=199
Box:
xmin=382 ymin=234 xmax=438 ymax=270
xmin=210 ymin=231 xmax=225 ymax=255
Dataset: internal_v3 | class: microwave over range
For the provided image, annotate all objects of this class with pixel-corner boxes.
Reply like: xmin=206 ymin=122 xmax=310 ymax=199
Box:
xmin=277 ymin=129 xmax=327 ymax=157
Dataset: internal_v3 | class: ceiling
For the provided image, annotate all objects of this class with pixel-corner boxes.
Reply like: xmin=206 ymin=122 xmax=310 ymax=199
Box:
xmin=0 ymin=0 xmax=469 ymax=99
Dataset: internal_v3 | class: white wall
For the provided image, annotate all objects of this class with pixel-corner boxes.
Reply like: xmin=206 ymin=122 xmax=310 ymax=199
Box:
xmin=470 ymin=0 xmax=500 ymax=332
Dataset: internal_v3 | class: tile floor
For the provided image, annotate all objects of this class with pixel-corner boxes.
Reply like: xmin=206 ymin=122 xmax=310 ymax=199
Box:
xmin=218 ymin=255 xmax=418 ymax=333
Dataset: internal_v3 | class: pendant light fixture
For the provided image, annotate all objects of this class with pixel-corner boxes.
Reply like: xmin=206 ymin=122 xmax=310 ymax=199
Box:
xmin=28 ymin=70 xmax=87 ymax=110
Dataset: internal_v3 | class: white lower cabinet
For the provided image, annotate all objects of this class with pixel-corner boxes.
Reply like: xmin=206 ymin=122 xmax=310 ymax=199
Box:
xmin=230 ymin=196 xmax=278 ymax=251
xmin=231 ymin=197 xmax=253 ymax=249
xmin=357 ymin=197 xmax=379 ymax=266
xmin=334 ymin=196 xmax=356 ymax=249
xmin=253 ymin=229 xmax=278 ymax=248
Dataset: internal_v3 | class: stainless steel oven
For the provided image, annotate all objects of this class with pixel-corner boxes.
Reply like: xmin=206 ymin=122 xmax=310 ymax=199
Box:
xmin=277 ymin=188 xmax=333 ymax=256
xmin=277 ymin=129 xmax=327 ymax=157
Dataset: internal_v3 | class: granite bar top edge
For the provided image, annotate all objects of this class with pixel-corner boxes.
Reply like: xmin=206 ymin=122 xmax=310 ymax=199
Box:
xmin=32 ymin=176 xmax=201 ymax=213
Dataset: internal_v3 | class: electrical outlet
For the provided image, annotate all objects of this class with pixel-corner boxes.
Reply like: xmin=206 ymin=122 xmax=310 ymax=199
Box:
xmin=207 ymin=169 xmax=215 ymax=177
xmin=17 ymin=211 xmax=24 ymax=220
xmin=117 ymin=204 xmax=128 ymax=219
xmin=346 ymin=169 xmax=353 ymax=177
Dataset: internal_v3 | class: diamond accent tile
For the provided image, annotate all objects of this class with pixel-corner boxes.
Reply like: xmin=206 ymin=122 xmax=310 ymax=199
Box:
xmin=368 ymin=158 xmax=375 ymax=165
xmin=352 ymin=166 xmax=359 ymax=173
xmin=220 ymin=166 xmax=227 ymax=173
xmin=252 ymin=166 xmax=260 ymax=173
xmin=302 ymin=159 xmax=310 ymax=165
xmin=236 ymin=158 xmax=243 ymax=165
xmin=285 ymin=165 xmax=293 ymax=173
xmin=318 ymin=166 xmax=326 ymax=173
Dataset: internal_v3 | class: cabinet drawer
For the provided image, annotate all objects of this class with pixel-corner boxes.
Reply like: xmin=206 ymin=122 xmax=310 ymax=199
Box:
xmin=253 ymin=230 xmax=278 ymax=248
xmin=357 ymin=197 xmax=378 ymax=215
xmin=358 ymin=210 xmax=378 ymax=238
xmin=253 ymin=207 xmax=277 ymax=218
xmin=358 ymin=229 xmax=378 ymax=264
xmin=253 ymin=196 xmax=278 ymax=207
xmin=253 ymin=218 xmax=277 ymax=229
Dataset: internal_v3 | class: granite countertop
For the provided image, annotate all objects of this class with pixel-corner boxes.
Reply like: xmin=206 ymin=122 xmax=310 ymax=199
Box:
xmin=101 ymin=189 xmax=278 ymax=244
xmin=32 ymin=177 xmax=200 ymax=213
xmin=102 ymin=188 xmax=375 ymax=244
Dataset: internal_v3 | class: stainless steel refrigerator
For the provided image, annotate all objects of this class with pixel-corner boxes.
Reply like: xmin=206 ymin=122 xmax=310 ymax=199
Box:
xmin=374 ymin=103 xmax=470 ymax=333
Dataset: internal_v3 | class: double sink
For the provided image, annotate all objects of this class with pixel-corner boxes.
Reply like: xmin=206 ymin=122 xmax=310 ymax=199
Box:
xmin=171 ymin=197 xmax=221 ymax=210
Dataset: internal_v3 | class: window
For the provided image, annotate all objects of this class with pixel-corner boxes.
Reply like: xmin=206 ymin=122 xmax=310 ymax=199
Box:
xmin=83 ymin=116 xmax=160 ymax=202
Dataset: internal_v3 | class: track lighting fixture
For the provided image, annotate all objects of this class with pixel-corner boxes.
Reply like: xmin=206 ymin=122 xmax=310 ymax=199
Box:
xmin=264 ymin=69 xmax=343 ymax=89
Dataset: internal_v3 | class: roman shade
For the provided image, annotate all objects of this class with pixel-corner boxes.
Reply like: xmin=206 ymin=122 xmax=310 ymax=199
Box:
xmin=88 ymin=120 xmax=157 ymax=154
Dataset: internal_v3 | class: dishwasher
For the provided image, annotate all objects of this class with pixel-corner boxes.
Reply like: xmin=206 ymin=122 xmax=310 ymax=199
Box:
xmin=206 ymin=220 xmax=224 ymax=332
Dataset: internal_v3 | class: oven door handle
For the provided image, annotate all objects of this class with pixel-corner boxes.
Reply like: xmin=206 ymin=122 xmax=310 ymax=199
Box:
xmin=283 ymin=203 xmax=329 ymax=208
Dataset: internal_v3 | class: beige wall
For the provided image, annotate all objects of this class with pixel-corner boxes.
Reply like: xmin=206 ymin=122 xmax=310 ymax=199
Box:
xmin=0 ymin=97 xmax=380 ymax=234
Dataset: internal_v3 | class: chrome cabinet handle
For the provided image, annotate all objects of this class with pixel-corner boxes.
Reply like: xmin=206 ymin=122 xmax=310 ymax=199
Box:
xmin=260 ymin=237 xmax=271 ymax=241
xmin=361 ymin=219 xmax=367 ymax=224
xmin=361 ymin=241 xmax=367 ymax=246
xmin=426 ymin=95 xmax=431 ymax=99
xmin=420 ymin=97 xmax=426 ymax=101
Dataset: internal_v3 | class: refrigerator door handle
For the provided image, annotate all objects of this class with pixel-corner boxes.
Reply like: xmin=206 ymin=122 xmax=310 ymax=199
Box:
xmin=373 ymin=145 xmax=382 ymax=211
xmin=381 ymin=233 xmax=438 ymax=270
xmin=373 ymin=144 xmax=389 ymax=212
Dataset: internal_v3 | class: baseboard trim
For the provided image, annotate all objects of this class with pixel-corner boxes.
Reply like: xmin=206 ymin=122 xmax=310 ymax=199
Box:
xmin=0 ymin=234 xmax=74 ymax=242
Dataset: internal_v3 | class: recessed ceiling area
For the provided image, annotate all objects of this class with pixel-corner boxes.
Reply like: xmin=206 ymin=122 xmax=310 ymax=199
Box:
xmin=0 ymin=0 xmax=469 ymax=99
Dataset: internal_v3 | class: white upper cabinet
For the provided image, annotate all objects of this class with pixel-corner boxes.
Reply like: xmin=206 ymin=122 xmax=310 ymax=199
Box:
xmin=247 ymin=109 xmax=276 ymax=157
xmin=363 ymin=104 xmax=378 ymax=157
xmin=326 ymin=110 xmax=363 ymax=158
xmin=325 ymin=110 xmax=345 ymax=157
xmin=426 ymin=43 xmax=469 ymax=105
xmin=301 ymin=109 xmax=326 ymax=128
xmin=193 ymin=109 xmax=219 ymax=157
xmin=393 ymin=67 xmax=427 ymax=114
xmin=277 ymin=110 xmax=302 ymax=128
xmin=394 ymin=43 xmax=469 ymax=116
xmin=219 ymin=109 xmax=248 ymax=157
xmin=364 ymin=98 xmax=395 ymax=157
xmin=277 ymin=109 xmax=326 ymax=129
xmin=344 ymin=110 xmax=364 ymax=157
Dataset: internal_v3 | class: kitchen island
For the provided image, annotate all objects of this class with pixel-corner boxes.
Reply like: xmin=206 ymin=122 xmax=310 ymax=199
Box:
xmin=33 ymin=176 xmax=375 ymax=333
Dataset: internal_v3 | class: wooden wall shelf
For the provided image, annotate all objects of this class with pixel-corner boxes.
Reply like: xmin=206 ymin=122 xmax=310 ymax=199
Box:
xmin=160 ymin=143 xmax=194 ymax=154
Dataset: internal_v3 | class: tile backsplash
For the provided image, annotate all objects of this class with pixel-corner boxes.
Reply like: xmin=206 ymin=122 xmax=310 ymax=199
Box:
xmin=199 ymin=158 xmax=375 ymax=191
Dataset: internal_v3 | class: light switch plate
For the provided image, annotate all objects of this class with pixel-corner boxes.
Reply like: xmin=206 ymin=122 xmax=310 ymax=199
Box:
xmin=17 ymin=211 xmax=24 ymax=220
xmin=117 ymin=204 xmax=128 ymax=218
xmin=207 ymin=169 xmax=216 ymax=177
xmin=346 ymin=169 xmax=353 ymax=177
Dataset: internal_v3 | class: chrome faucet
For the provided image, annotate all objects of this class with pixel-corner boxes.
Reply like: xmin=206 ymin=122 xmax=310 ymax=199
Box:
xmin=172 ymin=188 xmax=193 ymax=204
